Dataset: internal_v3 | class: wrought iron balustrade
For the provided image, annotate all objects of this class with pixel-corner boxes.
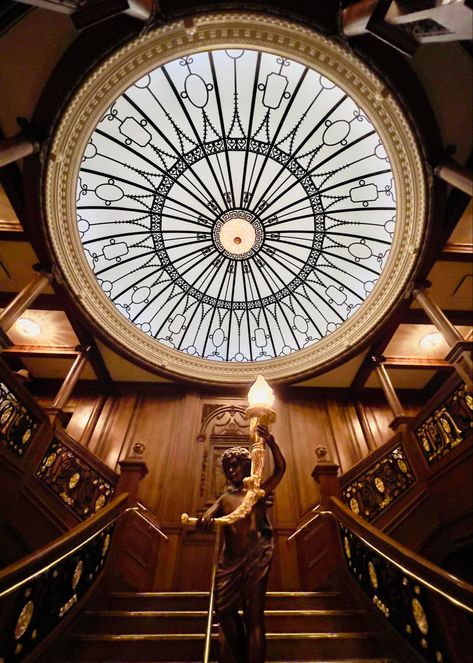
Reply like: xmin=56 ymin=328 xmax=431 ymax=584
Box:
xmin=0 ymin=493 xmax=128 ymax=663
xmin=0 ymin=380 xmax=41 ymax=458
xmin=330 ymin=497 xmax=473 ymax=663
xmin=36 ymin=431 xmax=117 ymax=520
xmin=341 ymin=444 xmax=415 ymax=522
xmin=414 ymin=383 xmax=473 ymax=465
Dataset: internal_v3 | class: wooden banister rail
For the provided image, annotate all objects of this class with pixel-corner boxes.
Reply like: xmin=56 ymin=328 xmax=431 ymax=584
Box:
xmin=330 ymin=496 xmax=473 ymax=613
xmin=0 ymin=492 xmax=128 ymax=598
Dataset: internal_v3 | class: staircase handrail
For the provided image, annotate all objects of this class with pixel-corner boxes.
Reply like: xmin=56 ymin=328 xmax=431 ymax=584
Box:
xmin=330 ymin=495 xmax=473 ymax=613
xmin=0 ymin=492 xmax=128 ymax=598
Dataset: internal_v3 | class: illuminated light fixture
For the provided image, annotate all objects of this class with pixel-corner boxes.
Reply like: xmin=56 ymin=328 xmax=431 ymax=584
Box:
xmin=16 ymin=318 xmax=42 ymax=338
xmin=247 ymin=374 xmax=275 ymax=410
xmin=419 ymin=332 xmax=443 ymax=350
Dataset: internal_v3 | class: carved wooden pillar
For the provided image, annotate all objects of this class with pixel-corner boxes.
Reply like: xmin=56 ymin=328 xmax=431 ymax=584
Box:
xmin=0 ymin=271 xmax=52 ymax=334
xmin=51 ymin=347 xmax=90 ymax=410
xmin=434 ymin=159 xmax=473 ymax=196
xmin=0 ymin=131 xmax=40 ymax=167
xmin=413 ymin=283 xmax=472 ymax=387
xmin=311 ymin=446 xmax=345 ymax=590
xmin=372 ymin=356 xmax=411 ymax=433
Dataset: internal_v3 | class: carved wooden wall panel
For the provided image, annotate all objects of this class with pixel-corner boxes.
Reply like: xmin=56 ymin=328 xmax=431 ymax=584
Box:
xmin=28 ymin=380 xmax=423 ymax=591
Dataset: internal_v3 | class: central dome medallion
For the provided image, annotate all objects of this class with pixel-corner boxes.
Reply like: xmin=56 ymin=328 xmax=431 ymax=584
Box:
xmin=45 ymin=14 xmax=426 ymax=383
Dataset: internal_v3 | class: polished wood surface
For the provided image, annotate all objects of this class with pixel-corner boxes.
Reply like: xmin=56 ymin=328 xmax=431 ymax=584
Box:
xmin=22 ymin=380 xmax=424 ymax=591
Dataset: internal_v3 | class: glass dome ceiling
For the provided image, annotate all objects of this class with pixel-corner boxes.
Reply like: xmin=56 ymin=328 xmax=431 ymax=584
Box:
xmin=45 ymin=15 xmax=426 ymax=383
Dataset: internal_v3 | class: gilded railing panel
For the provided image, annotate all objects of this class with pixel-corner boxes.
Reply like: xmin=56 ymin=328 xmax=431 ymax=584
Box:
xmin=342 ymin=446 xmax=415 ymax=522
xmin=414 ymin=384 xmax=473 ymax=465
xmin=36 ymin=437 xmax=115 ymax=520
xmin=0 ymin=381 xmax=40 ymax=458
xmin=0 ymin=521 xmax=115 ymax=662
xmin=341 ymin=524 xmax=449 ymax=663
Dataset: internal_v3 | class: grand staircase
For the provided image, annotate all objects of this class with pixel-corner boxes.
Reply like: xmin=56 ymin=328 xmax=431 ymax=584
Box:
xmin=60 ymin=590 xmax=396 ymax=662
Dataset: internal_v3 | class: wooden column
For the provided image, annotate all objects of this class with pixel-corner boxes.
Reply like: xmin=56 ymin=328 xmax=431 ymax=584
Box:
xmin=0 ymin=131 xmax=39 ymax=168
xmin=311 ymin=446 xmax=345 ymax=590
xmin=0 ymin=271 xmax=52 ymax=334
xmin=51 ymin=347 xmax=89 ymax=410
xmin=413 ymin=284 xmax=472 ymax=387
xmin=435 ymin=159 xmax=473 ymax=196
xmin=372 ymin=356 xmax=408 ymax=430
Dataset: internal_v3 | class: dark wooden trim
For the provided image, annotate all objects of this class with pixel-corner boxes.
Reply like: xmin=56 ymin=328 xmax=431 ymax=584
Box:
xmin=0 ymin=229 xmax=25 ymax=241
xmin=2 ymin=345 xmax=78 ymax=359
xmin=383 ymin=356 xmax=451 ymax=369
xmin=0 ymin=2 xmax=33 ymax=38
xmin=441 ymin=243 xmax=473 ymax=262
xmin=0 ymin=292 xmax=62 ymax=311
xmin=404 ymin=309 xmax=473 ymax=326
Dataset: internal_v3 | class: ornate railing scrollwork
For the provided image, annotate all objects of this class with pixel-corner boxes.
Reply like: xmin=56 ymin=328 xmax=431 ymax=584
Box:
xmin=0 ymin=380 xmax=40 ymax=458
xmin=341 ymin=524 xmax=450 ymax=663
xmin=342 ymin=445 xmax=415 ymax=522
xmin=36 ymin=433 xmax=116 ymax=520
xmin=0 ymin=494 xmax=128 ymax=663
xmin=414 ymin=383 xmax=473 ymax=465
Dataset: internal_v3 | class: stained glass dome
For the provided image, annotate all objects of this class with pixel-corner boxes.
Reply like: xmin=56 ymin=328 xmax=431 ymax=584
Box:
xmin=44 ymin=14 xmax=426 ymax=383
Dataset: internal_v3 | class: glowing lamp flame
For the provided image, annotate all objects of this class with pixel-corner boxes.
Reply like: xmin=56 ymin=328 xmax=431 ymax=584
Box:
xmin=248 ymin=374 xmax=274 ymax=409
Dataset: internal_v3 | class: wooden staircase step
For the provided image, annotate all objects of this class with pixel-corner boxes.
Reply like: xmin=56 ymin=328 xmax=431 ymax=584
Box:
xmin=108 ymin=591 xmax=344 ymax=611
xmin=81 ymin=608 xmax=365 ymax=634
xmin=63 ymin=660 xmax=396 ymax=663
xmin=66 ymin=631 xmax=380 ymax=661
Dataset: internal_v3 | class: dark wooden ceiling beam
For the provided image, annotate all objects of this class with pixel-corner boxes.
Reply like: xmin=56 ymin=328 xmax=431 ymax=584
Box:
xmin=382 ymin=356 xmax=451 ymax=369
xmin=0 ymin=292 xmax=62 ymax=310
xmin=2 ymin=345 xmax=78 ymax=359
xmin=440 ymin=243 xmax=473 ymax=263
xmin=404 ymin=309 xmax=473 ymax=326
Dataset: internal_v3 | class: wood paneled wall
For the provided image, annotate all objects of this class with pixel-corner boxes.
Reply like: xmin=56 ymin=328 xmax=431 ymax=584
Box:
xmin=32 ymin=381 xmax=423 ymax=591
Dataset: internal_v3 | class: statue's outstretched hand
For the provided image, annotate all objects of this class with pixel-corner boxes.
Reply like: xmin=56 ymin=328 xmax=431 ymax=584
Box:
xmin=197 ymin=511 xmax=215 ymax=531
xmin=257 ymin=424 xmax=275 ymax=445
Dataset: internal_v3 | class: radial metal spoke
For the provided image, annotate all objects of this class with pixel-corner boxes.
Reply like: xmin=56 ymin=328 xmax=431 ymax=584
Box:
xmin=77 ymin=46 xmax=397 ymax=363
xmin=244 ymin=66 xmax=309 ymax=211
xmin=161 ymin=65 xmax=229 ymax=213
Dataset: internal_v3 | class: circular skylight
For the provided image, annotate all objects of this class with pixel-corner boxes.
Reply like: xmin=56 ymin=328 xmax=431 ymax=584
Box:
xmin=45 ymin=15 xmax=427 ymax=383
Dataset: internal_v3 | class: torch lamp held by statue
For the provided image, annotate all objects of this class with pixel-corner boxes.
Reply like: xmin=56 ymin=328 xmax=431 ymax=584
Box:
xmin=181 ymin=374 xmax=276 ymax=528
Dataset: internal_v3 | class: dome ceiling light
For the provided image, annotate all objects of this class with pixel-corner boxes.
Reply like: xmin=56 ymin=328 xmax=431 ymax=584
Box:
xmin=44 ymin=14 xmax=427 ymax=384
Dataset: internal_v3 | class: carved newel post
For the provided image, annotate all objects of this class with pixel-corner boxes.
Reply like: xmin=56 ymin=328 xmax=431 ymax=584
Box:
xmin=311 ymin=446 xmax=345 ymax=589
xmin=104 ymin=443 xmax=149 ymax=592
xmin=116 ymin=442 xmax=149 ymax=506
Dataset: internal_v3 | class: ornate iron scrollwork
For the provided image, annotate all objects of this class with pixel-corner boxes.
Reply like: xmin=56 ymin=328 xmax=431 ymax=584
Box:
xmin=0 ymin=381 xmax=39 ymax=458
xmin=342 ymin=446 xmax=415 ymax=522
xmin=415 ymin=384 xmax=473 ymax=465
xmin=0 ymin=523 xmax=115 ymax=662
xmin=36 ymin=438 xmax=114 ymax=520
xmin=341 ymin=525 xmax=448 ymax=663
